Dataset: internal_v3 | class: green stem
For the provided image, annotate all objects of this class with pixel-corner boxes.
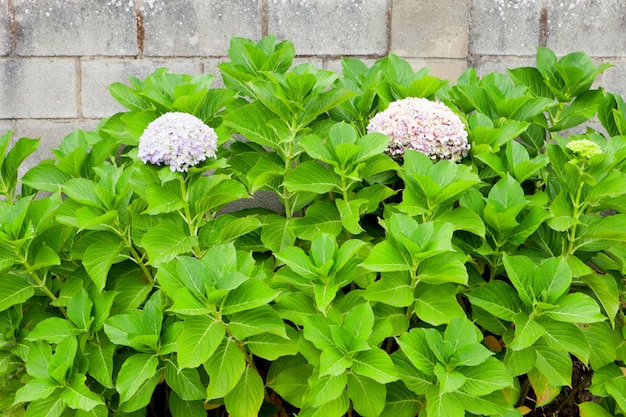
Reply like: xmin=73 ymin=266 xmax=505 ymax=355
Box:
xmin=281 ymin=135 xmax=297 ymax=219
xmin=20 ymin=256 xmax=70 ymax=320
xmin=179 ymin=176 xmax=202 ymax=258
xmin=567 ymin=163 xmax=586 ymax=256
xmin=488 ymin=243 xmax=503 ymax=282
xmin=114 ymin=221 xmax=154 ymax=283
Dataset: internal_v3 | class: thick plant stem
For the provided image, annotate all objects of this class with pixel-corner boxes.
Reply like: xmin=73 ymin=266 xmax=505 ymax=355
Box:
xmin=115 ymin=221 xmax=154 ymax=284
xmin=179 ymin=176 xmax=202 ymax=258
xmin=20 ymin=256 xmax=71 ymax=320
xmin=567 ymin=169 xmax=585 ymax=256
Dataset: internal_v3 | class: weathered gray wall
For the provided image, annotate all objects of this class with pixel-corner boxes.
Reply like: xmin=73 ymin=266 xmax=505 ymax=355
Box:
xmin=1 ymin=0 xmax=625 ymax=167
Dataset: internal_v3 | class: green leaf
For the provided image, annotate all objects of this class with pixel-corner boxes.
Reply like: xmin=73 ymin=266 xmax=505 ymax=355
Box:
xmin=22 ymin=162 xmax=72 ymax=192
xmin=24 ymin=395 xmax=66 ymax=417
xmin=204 ymin=338 xmax=246 ymax=400
xmin=67 ymin=288 xmax=93 ymax=331
xmin=14 ymin=378 xmax=59 ymax=403
xmin=61 ymin=178 xmax=104 ymax=208
xmin=302 ymin=315 xmax=335 ymax=350
xmin=533 ymin=341 xmax=572 ymax=387
xmin=246 ymin=327 xmax=300 ymax=360
xmin=284 ymin=161 xmax=342 ymax=194
xmin=117 ymin=372 xmax=160 ymax=413
xmin=347 ymin=373 xmax=386 ymax=417
xmin=267 ymin=356 xmax=313 ymax=409
xmin=143 ymin=181 xmax=185 ymax=215
xmin=581 ymin=322 xmax=617 ymax=370
xmin=451 ymin=391 xmax=513 ymax=416
xmin=379 ymin=381 xmax=421 ymax=417
xmin=539 ymin=320 xmax=590 ymax=364
xmin=220 ymin=279 xmax=279 ymax=315
xmin=545 ymin=292 xmax=606 ymax=323
xmin=261 ymin=214 xmax=296 ymax=253
xmin=466 ymin=280 xmax=523 ymax=321
xmin=319 ymin=347 xmax=352 ymax=377
xmin=298 ymin=391 xmax=350 ymax=417
xmin=352 ymin=348 xmax=398 ymax=384
xmin=396 ymin=329 xmax=436 ymax=376
xmin=335 ymin=198 xmax=366 ymax=234
xmin=26 ymin=317 xmax=80 ymax=344
xmin=85 ymin=338 xmax=115 ymax=388
xmin=164 ymin=361 xmax=205 ymax=401
xmin=414 ymin=284 xmax=465 ymax=326
xmin=116 ymin=354 xmax=159 ymax=403
xmin=502 ymin=254 xmax=536 ymax=307
xmin=141 ymin=220 xmax=198 ymax=265
xmin=578 ymin=401 xmax=615 ymax=417
xmin=361 ymin=241 xmax=412 ymax=272
xmin=0 ymin=276 xmax=34 ymax=313
xmin=60 ymin=373 xmax=104 ymax=411
xmin=48 ymin=334 xmax=78 ymax=384
xmin=417 ymin=252 xmax=468 ymax=285
xmin=343 ymin=302 xmax=374 ymax=341
xmin=606 ymin=378 xmax=626 ymax=414
xmin=425 ymin=386 xmax=465 ymax=417
xmin=3 ymin=136 xmax=39 ymax=190
xmin=581 ymin=273 xmax=620 ymax=326
xmin=459 ymin=357 xmax=512 ymax=396
xmin=434 ymin=362 xmax=466 ymax=394
xmin=227 ymin=305 xmax=287 ymax=339
xmin=313 ymin=282 xmax=339 ymax=314
xmin=177 ymin=316 xmax=224 ymax=368
xmin=504 ymin=346 xmax=537 ymax=376
xmin=292 ymin=201 xmax=343 ymax=240
xmin=509 ymin=311 xmax=546 ymax=351
xmin=305 ymin=373 xmax=347 ymax=407
xmin=223 ymin=367 xmax=264 ymax=417
xmin=363 ymin=272 xmax=413 ymax=307
xmin=168 ymin=392 xmax=207 ymax=417
xmin=533 ymin=256 xmax=571 ymax=304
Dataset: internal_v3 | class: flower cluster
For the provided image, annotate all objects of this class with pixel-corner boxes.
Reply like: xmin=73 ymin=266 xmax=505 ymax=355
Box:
xmin=138 ymin=112 xmax=218 ymax=172
xmin=566 ymin=139 xmax=602 ymax=159
xmin=367 ymin=97 xmax=470 ymax=162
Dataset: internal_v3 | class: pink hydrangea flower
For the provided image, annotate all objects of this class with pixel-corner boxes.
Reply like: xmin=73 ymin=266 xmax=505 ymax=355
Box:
xmin=138 ymin=112 xmax=218 ymax=172
xmin=367 ymin=97 xmax=470 ymax=162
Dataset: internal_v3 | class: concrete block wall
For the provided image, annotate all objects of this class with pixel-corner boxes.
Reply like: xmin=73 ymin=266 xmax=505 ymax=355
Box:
xmin=1 ymin=0 xmax=625 ymax=169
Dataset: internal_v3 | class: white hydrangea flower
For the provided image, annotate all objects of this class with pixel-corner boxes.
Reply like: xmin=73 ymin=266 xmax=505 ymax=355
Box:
xmin=367 ymin=97 xmax=470 ymax=162
xmin=138 ymin=112 xmax=218 ymax=172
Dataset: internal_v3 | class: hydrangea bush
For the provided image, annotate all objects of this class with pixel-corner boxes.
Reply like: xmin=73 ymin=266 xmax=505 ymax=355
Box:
xmin=0 ymin=36 xmax=625 ymax=417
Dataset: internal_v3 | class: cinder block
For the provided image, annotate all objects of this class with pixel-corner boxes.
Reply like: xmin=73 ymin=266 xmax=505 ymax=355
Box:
xmin=1 ymin=1 xmax=10 ymax=56
xmin=470 ymin=0 xmax=541 ymax=56
xmin=323 ymin=57 xmax=378 ymax=75
xmin=392 ymin=0 xmax=470 ymax=58
xmin=15 ymin=0 xmax=137 ymax=56
xmin=0 ymin=58 xmax=78 ymax=118
xmin=268 ymin=0 xmax=388 ymax=56
xmin=405 ymin=58 xmax=468 ymax=82
xmin=12 ymin=118 xmax=100 ymax=178
xmin=547 ymin=0 xmax=626 ymax=57
xmin=324 ymin=57 xmax=466 ymax=84
xmin=142 ymin=0 xmax=263 ymax=57
xmin=472 ymin=56 xmax=537 ymax=77
xmin=600 ymin=61 xmax=626 ymax=100
xmin=0 ymin=119 xmax=13 ymax=135
xmin=81 ymin=58 xmax=204 ymax=118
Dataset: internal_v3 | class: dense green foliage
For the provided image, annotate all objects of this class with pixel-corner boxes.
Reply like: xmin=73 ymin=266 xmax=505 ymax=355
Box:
xmin=1 ymin=36 xmax=625 ymax=417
